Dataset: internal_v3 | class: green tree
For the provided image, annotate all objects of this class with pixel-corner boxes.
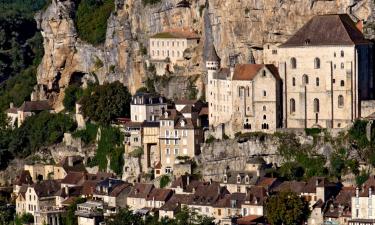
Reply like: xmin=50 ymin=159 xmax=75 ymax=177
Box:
xmin=265 ymin=191 xmax=310 ymax=225
xmin=75 ymin=0 xmax=115 ymax=45
xmin=63 ymin=84 xmax=83 ymax=112
xmin=80 ymin=81 xmax=131 ymax=125
xmin=106 ymin=207 xmax=144 ymax=225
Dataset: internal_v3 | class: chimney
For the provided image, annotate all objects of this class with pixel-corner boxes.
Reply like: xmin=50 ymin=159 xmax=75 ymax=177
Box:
xmin=9 ymin=102 xmax=14 ymax=108
xmin=217 ymin=186 xmax=221 ymax=194
xmin=68 ymin=156 xmax=73 ymax=167
xmin=65 ymin=186 xmax=69 ymax=195
xmin=356 ymin=187 xmax=359 ymax=197
xmin=315 ymin=178 xmax=319 ymax=187
xmin=356 ymin=20 xmax=363 ymax=33
xmin=186 ymin=176 xmax=190 ymax=186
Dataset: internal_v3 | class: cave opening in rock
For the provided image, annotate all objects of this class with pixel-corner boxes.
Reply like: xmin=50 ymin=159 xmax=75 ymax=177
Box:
xmin=69 ymin=71 xmax=87 ymax=86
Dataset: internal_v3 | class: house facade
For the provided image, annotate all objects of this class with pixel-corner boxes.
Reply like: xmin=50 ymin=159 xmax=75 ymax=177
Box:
xmin=206 ymin=45 xmax=282 ymax=134
xmin=263 ymin=14 xmax=374 ymax=129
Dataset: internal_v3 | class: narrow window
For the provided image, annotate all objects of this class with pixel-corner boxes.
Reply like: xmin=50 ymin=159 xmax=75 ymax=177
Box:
xmin=341 ymin=63 xmax=344 ymax=69
xmin=291 ymin=57 xmax=297 ymax=69
xmin=263 ymin=91 xmax=267 ymax=97
xmin=290 ymin=99 xmax=296 ymax=113
xmin=338 ymin=95 xmax=344 ymax=107
xmin=303 ymin=74 xmax=309 ymax=85
xmin=341 ymin=50 xmax=344 ymax=57
xmin=263 ymin=106 xmax=266 ymax=111
xmin=340 ymin=80 xmax=345 ymax=87
xmin=316 ymin=77 xmax=320 ymax=86
xmin=314 ymin=98 xmax=320 ymax=113
xmin=263 ymin=115 xmax=266 ymax=120
xmin=314 ymin=58 xmax=320 ymax=69
xmin=292 ymin=77 xmax=296 ymax=86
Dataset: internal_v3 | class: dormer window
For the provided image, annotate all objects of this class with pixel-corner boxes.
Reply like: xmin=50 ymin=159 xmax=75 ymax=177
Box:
xmin=245 ymin=176 xmax=250 ymax=184
xmin=164 ymin=111 xmax=168 ymax=118
xmin=223 ymin=175 xmax=227 ymax=183
xmin=305 ymin=39 xmax=310 ymax=45
xmin=180 ymin=120 xmax=185 ymax=127
xmin=237 ymin=175 xmax=241 ymax=184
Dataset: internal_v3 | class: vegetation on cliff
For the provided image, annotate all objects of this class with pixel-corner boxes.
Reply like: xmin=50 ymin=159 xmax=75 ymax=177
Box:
xmin=80 ymin=81 xmax=131 ymax=125
xmin=0 ymin=0 xmax=48 ymax=111
xmin=75 ymin=0 xmax=115 ymax=45
xmin=0 ymin=112 xmax=76 ymax=169
xmin=265 ymin=191 xmax=310 ymax=225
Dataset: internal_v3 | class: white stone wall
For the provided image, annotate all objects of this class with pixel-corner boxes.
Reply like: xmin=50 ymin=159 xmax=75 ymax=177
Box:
xmin=265 ymin=45 xmax=361 ymax=129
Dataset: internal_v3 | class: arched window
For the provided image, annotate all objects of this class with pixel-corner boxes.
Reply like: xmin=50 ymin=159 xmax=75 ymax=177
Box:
xmin=303 ymin=74 xmax=309 ymax=85
xmin=341 ymin=50 xmax=344 ymax=57
xmin=292 ymin=77 xmax=296 ymax=86
xmin=340 ymin=80 xmax=345 ymax=87
xmin=290 ymin=98 xmax=296 ymax=113
xmin=263 ymin=106 xmax=266 ymax=111
xmin=341 ymin=63 xmax=344 ymax=69
xmin=263 ymin=115 xmax=267 ymax=120
xmin=316 ymin=77 xmax=320 ymax=86
xmin=291 ymin=57 xmax=297 ymax=69
xmin=314 ymin=58 xmax=320 ymax=69
xmin=247 ymin=86 xmax=250 ymax=97
xmin=338 ymin=95 xmax=344 ymax=107
xmin=263 ymin=91 xmax=267 ymax=97
xmin=314 ymin=98 xmax=320 ymax=113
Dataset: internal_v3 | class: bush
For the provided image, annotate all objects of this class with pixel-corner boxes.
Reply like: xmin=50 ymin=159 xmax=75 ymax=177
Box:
xmin=160 ymin=175 xmax=170 ymax=188
xmin=129 ymin=147 xmax=144 ymax=158
xmin=8 ymin=112 xmax=77 ymax=157
xmin=205 ymin=135 xmax=216 ymax=144
xmin=349 ymin=120 xmax=370 ymax=150
xmin=80 ymin=81 xmax=132 ymax=125
xmin=90 ymin=126 xmax=124 ymax=175
xmin=305 ymin=128 xmax=321 ymax=136
xmin=63 ymin=84 xmax=83 ymax=112
xmin=72 ymin=123 xmax=98 ymax=144
xmin=75 ymin=0 xmax=115 ymax=45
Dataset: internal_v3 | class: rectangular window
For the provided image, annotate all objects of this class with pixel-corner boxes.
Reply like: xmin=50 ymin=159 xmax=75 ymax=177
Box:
xmin=165 ymin=130 xmax=169 ymax=137
xmin=174 ymin=130 xmax=178 ymax=137
xmin=174 ymin=148 xmax=179 ymax=155
xmin=184 ymin=130 xmax=188 ymax=137
xmin=175 ymin=139 xmax=179 ymax=145
xmin=166 ymin=139 xmax=170 ymax=145
xmin=166 ymin=148 xmax=170 ymax=155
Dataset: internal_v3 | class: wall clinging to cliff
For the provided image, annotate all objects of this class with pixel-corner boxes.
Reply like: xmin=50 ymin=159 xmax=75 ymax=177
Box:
xmin=34 ymin=0 xmax=373 ymax=109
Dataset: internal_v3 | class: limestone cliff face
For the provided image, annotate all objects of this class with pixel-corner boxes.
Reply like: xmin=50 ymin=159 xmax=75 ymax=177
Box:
xmin=34 ymin=0 xmax=374 ymax=109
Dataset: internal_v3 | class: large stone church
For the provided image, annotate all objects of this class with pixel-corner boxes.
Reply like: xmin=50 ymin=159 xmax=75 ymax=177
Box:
xmin=264 ymin=14 xmax=374 ymax=129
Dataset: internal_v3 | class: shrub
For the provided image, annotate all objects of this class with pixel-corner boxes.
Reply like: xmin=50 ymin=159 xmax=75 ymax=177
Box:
xmin=205 ymin=135 xmax=216 ymax=144
xmin=80 ymin=81 xmax=132 ymax=125
xmin=160 ymin=175 xmax=170 ymax=188
xmin=72 ymin=123 xmax=98 ymax=144
xmin=129 ymin=147 xmax=144 ymax=158
xmin=75 ymin=0 xmax=115 ymax=45
xmin=142 ymin=0 xmax=162 ymax=6
xmin=199 ymin=5 xmax=205 ymax=17
xmin=109 ymin=65 xmax=116 ymax=73
xmin=90 ymin=126 xmax=124 ymax=175
xmin=305 ymin=128 xmax=321 ymax=136
xmin=94 ymin=56 xmax=104 ymax=68
xmin=63 ymin=84 xmax=83 ymax=112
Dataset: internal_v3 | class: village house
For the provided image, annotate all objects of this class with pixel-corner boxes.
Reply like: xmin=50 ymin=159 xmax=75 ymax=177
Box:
xmin=206 ymin=43 xmax=282 ymax=135
xmin=220 ymin=157 xmax=268 ymax=193
xmin=184 ymin=181 xmax=229 ymax=218
xmin=145 ymin=188 xmax=174 ymax=209
xmin=75 ymin=201 xmax=104 ymax=225
xmin=53 ymin=156 xmax=87 ymax=180
xmin=13 ymin=170 xmax=33 ymax=197
xmin=23 ymin=179 xmax=61 ymax=218
xmin=6 ymin=100 xmax=53 ymax=128
xmin=350 ymin=176 xmax=375 ymax=224
xmin=263 ymin=14 xmax=375 ymax=129
xmin=159 ymin=194 xmax=190 ymax=219
xmin=213 ymin=192 xmax=246 ymax=223
xmin=324 ymin=187 xmax=355 ymax=225
xmin=130 ymin=92 xmax=167 ymax=123
xmin=149 ymin=28 xmax=200 ymax=75
xmin=127 ymin=183 xmax=155 ymax=211
xmin=157 ymin=104 xmax=204 ymax=176
xmin=93 ymin=178 xmax=132 ymax=208
xmin=240 ymin=186 xmax=268 ymax=218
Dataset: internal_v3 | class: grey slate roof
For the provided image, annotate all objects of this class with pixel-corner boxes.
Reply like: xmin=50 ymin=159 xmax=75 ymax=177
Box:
xmin=280 ymin=14 xmax=369 ymax=47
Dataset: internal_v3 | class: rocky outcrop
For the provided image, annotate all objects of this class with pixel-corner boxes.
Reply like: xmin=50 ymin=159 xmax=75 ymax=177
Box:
xmin=34 ymin=0 xmax=374 ymax=109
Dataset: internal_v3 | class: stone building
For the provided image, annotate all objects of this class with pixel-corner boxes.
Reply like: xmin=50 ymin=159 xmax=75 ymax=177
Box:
xmin=130 ymin=92 xmax=167 ymax=122
xmin=6 ymin=100 xmax=53 ymax=128
xmin=264 ymin=14 xmax=374 ymax=129
xmin=206 ymin=44 xmax=282 ymax=135
xmin=149 ymin=28 xmax=200 ymax=75
xmin=350 ymin=176 xmax=375 ymax=223
xmin=157 ymin=103 xmax=204 ymax=176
